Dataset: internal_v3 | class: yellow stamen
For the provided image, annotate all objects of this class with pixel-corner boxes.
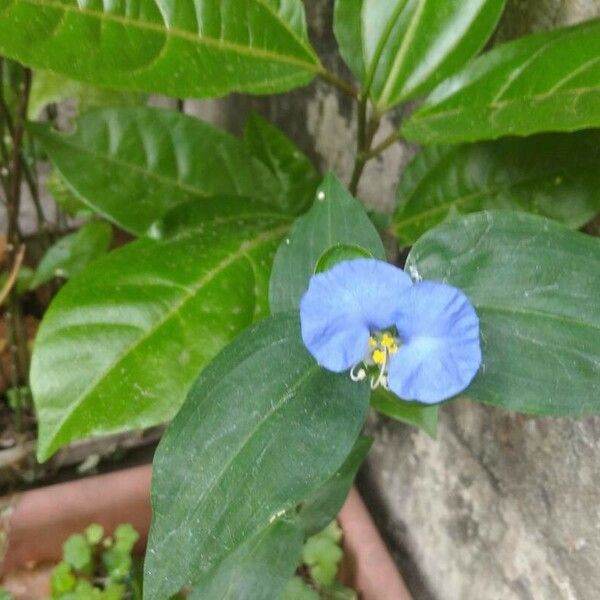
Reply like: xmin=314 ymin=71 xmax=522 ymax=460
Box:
xmin=368 ymin=336 xmax=378 ymax=348
xmin=381 ymin=333 xmax=398 ymax=353
xmin=372 ymin=348 xmax=386 ymax=365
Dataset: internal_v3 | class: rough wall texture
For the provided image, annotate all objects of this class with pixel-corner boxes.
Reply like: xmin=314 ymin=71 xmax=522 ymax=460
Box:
xmin=191 ymin=2 xmax=600 ymax=599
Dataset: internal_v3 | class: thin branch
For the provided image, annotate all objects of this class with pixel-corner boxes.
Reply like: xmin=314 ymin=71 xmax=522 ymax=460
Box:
xmin=319 ymin=68 xmax=358 ymax=98
xmin=0 ymin=243 xmax=25 ymax=305
xmin=359 ymin=130 xmax=402 ymax=162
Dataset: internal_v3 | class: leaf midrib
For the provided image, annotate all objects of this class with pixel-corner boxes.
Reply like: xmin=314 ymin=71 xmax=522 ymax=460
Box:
xmin=14 ymin=0 xmax=321 ymax=72
xmin=45 ymin=221 xmax=290 ymax=452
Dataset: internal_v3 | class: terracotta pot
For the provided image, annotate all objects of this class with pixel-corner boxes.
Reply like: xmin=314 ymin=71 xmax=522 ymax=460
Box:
xmin=0 ymin=464 xmax=412 ymax=600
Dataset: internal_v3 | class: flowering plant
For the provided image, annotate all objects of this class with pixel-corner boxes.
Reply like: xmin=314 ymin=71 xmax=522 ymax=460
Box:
xmin=1 ymin=1 xmax=599 ymax=598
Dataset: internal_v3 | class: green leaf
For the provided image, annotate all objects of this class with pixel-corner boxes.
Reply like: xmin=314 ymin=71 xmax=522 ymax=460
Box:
xmin=315 ymin=243 xmax=373 ymax=274
xmin=29 ymin=221 xmax=113 ymax=289
xmin=299 ymin=437 xmax=372 ymax=537
xmin=244 ymin=113 xmax=320 ymax=214
xmin=334 ymin=0 xmax=506 ymax=108
xmin=46 ymin=169 xmax=91 ymax=218
xmin=394 ymin=131 xmax=600 ymax=246
xmin=0 ymin=0 xmax=320 ymax=98
xmin=406 ymin=211 xmax=600 ymax=415
xmin=31 ymin=198 xmax=290 ymax=460
xmin=30 ymin=107 xmax=282 ymax=235
xmin=189 ymin=517 xmax=303 ymax=600
xmin=269 ymin=174 xmax=385 ymax=313
xmin=144 ymin=313 xmax=370 ymax=599
xmin=51 ymin=562 xmax=77 ymax=595
xmin=281 ymin=577 xmax=320 ymax=600
xmin=371 ymin=388 xmax=438 ymax=438
xmin=63 ymin=534 xmax=92 ymax=572
xmin=403 ymin=19 xmax=600 ymax=143
xmin=84 ymin=524 xmax=104 ymax=545
xmin=28 ymin=69 xmax=144 ymax=120
xmin=113 ymin=524 xmax=139 ymax=554
xmin=302 ymin=523 xmax=344 ymax=587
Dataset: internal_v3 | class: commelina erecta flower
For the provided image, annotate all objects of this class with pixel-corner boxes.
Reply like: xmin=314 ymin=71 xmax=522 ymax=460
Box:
xmin=299 ymin=258 xmax=482 ymax=404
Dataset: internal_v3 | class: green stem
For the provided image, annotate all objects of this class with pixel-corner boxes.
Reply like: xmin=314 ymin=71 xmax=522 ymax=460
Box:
xmin=359 ymin=130 xmax=402 ymax=162
xmin=319 ymin=68 xmax=358 ymax=98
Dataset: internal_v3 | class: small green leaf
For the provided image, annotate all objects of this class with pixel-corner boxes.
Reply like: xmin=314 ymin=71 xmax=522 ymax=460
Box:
xmin=269 ymin=174 xmax=385 ymax=313
xmin=63 ymin=534 xmax=92 ymax=572
xmin=315 ymin=244 xmax=373 ymax=274
xmin=29 ymin=222 xmax=113 ymax=289
xmin=371 ymin=388 xmax=438 ymax=438
xmin=394 ymin=131 xmax=600 ymax=246
xmin=50 ymin=562 xmax=77 ymax=595
xmin=281 ymin=577 xmax=320 ymax=600
xmin=302 ymin=523 xmax=344 ymax=586
xmin=114 ymin=524 xmax=139 ymax=554
xmin=244 ymin=113 xmax=320 ymax=214
xmin=334 ymin=0 xmax=506 ymax=107
xmin=0 ymin=0 xmax=320 ymax=98
xmin=31 ymin=198 xmax=290 ymax=460
xmin=403 ymin=19 xmax=600 ymax=143
xmin=406 ymin=211 xmax=600 ymax=415
xmin=84 ymin=524 xmax=104 ymax=545
xmin=144 ymin=313 xmax=370 ymax=599
xmin=30 ymin=108 xmax=283 ymax=235
xmin=299 ymin=437 xmax=372 ymax=537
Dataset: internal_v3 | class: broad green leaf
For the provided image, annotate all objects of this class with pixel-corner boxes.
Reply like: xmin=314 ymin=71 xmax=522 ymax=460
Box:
xmin=403 ymin=19 xmax=600 ymax=143
xmin=269 ymin=174 xmax=385 ymax=313
xmin=406 ymin=211 xmax=600 ymax=415
xmin=244 ymin=112 xmax=320 ymax=214
xmin=145 ymin=313 xmax=370 ymax=599
xmin=334 ymin=0 xmax=506 ymax=108
xmin=189 ymin=517 xmax=303 ymax=600
xmin=28 ymin=69 xmax=143 ymax=120
xmin=31 ymin=198 xmax=291 ymax=460
xmin=30 ymin=107 xmax=281 ymax=235
xmin=371 ymin=388 xmax=438 ymax=438
xmin=29 ymin=221 xmax=113 ymax=289
xmin=0 ymin=0 xmax=320 ymax=98
xmin=46 ymin=169 xmax=91 ymax=218
xmin=394 ymin=131 xmax=600 ymax=246
xmin=299 ymin=437 xmax=372 ymax=537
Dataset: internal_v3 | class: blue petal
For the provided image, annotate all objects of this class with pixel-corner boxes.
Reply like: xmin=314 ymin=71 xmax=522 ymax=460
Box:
xmin=300 ymin=259 xmax=413 ymax=372
xmin=387 ymin=281 xmax=481 ymax=403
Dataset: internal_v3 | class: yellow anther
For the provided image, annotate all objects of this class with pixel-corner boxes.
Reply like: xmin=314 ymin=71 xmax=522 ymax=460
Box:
xmin=381 ymin=333 xmax=398 ymax=353
xmin=372 ymin=348 xmax=386 ymax=366
xmin=368 ymin=336 xmax=378 ymax=348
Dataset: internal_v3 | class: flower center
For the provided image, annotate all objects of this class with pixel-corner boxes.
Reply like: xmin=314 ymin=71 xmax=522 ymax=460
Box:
xmin=350 ymin=330 xmax=400 ymax=390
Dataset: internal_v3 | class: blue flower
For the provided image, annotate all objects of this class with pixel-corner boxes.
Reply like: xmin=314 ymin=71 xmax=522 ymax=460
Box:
xmin=300 ymin=258 xmax=481 ymax=404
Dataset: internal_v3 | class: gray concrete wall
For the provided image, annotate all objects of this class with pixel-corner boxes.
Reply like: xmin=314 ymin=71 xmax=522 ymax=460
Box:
xmin=188 ymin=2 xmax=600 ymax=599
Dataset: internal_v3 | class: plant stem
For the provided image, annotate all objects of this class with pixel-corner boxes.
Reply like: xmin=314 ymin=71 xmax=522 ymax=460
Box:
xmin=359 ymin=130 xmax=403 ymax=162
xmin=3 ymin=66 xmax=32 ymax=428
xmin=319 ymin=68 xmax=358 ymax=98
xmin=349 ymin=97 xmax=381 ymax=196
